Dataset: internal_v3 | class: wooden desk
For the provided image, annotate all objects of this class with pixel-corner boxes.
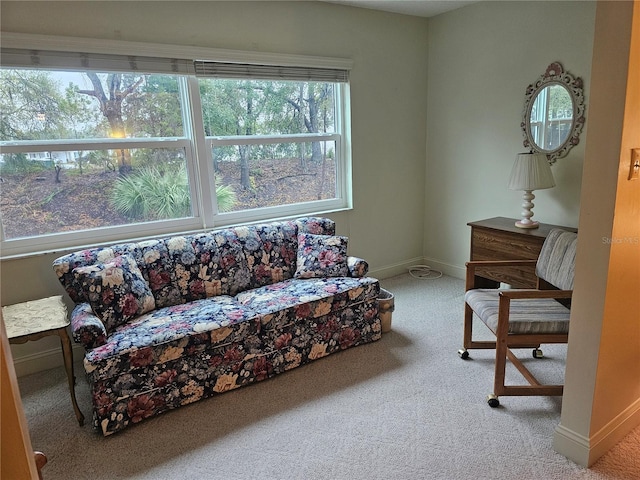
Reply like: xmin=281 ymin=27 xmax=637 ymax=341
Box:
xmin=468 ymin=217 xmax=577 ymax=288
xmin=3 ymin=296 xmax=84 ymax=426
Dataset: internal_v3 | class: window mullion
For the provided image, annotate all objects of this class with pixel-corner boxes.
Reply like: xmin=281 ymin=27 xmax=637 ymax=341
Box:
xmin=209 ymin=133 xmax=340 ymax=147
xmin=185 ymin=76 xmax=217 ymax=229
xmin=337 ymin=83 xmax=352 ymax=207
xmin=0 ymin=138 xmax=190 ymax=154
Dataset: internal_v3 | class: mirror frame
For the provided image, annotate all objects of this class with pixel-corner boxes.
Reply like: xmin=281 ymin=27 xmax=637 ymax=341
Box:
xmin=521 ymin=62 xmax=586 ymax=164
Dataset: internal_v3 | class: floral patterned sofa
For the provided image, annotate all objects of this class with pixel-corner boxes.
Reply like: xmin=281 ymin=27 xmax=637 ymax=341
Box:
xmin=53 ymin=217 xmax=381 ymax=435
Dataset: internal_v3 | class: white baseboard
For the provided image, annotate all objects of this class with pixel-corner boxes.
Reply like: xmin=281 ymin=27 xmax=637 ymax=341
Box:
xmin=589 ymin=397 xmax=640 ymax=464
xmin=554 ymin=397 xmax=640 ymax=467
xmin=368 ymin=256 xmax=425 ymax=279
xmin=369 ymin=256 xmax=465 ymax=281
xmin=553 ymin=424 xmax=591 ymax=467
xmin=421 ymin=257 xmax=465 ymax=280
xmin=12 ymin=343 xmax=84 ymax=378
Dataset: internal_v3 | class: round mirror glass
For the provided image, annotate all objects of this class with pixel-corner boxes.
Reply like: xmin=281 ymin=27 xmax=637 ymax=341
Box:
xmin=528 ymin=84 xmax=573 ymax=152
xmin=521 ymin=62 xmax=586 ymax=163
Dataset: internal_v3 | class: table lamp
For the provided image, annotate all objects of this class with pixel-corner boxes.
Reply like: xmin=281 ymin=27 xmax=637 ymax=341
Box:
xmin=507 ymin=152 xmax=555 ymax=229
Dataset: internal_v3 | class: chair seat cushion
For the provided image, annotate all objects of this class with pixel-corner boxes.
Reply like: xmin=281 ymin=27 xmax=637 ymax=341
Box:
xmin=465 ymin=289 xmax=570 ymax=335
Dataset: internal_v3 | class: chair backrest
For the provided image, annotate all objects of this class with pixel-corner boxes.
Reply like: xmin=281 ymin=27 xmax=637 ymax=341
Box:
xmin=535 ymin=229 xmax=578 ymax=290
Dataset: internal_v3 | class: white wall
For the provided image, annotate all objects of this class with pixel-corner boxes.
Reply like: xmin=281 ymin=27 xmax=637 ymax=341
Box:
xmin=0 ymin=1 xmax=429 ymax=374
xmin=425 ymin=1 xmax=596 ymax=277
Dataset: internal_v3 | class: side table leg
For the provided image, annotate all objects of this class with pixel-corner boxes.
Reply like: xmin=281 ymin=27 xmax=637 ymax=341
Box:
xmin=58 ymin=328 xmax=85 ymax=426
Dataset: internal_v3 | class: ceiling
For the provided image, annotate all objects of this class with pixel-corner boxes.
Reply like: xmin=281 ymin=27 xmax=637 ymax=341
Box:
xmin=322 ymin=0 xmax=477 ymax=18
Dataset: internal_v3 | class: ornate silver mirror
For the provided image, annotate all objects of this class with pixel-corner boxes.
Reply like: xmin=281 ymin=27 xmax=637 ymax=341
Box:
xmin=521 ymin=62 xmax=586 ymax=163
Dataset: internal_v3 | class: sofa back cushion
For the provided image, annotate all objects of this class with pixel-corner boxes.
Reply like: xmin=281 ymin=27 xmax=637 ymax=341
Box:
xmin=138 ymin=230 xmax=253 ymax=308
xmin=230 ymin=217 xmax=336 ymax=289
xmin=231 ymin=221 xmax=298 ymax=289
xmin=295 ymin=217 xmax=336 ymax=236
xmin=189 ymin=229 xmax=250 ymax=299
xmin=53 ymin=217 xmax=337 ymax=310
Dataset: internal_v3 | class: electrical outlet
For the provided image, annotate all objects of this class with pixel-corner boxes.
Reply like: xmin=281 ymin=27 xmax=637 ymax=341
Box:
xmin=629 ymin=149 xmax=640 ymax=180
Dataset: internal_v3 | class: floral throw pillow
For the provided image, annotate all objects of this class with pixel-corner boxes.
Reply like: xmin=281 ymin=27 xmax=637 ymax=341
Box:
xmin=294 ymin=233 xmax=349 ymax=279
xmin=73 ymin=254 xmax=156 ymax=333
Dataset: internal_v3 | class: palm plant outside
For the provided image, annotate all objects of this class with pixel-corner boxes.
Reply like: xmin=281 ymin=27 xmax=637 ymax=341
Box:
xmin=111 ymin=165 xmax=237 ymax=220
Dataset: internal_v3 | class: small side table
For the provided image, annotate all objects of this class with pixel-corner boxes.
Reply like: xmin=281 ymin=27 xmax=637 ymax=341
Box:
xmin=3 ymin=295 xmax=84 ymax=426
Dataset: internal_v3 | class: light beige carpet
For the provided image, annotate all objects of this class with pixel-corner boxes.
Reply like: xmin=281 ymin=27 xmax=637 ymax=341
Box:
xmin=18 ymin=273 xmax=640 ymax=479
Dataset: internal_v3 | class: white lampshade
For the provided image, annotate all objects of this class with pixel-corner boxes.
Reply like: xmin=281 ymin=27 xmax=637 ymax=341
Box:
xmin=507 ymin=153 xmax=555 ymax=229
xmin=508 ymin=153 xmax=556 ymax=191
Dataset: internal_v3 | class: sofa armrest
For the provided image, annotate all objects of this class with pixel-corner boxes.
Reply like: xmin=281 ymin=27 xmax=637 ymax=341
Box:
xmin=71 ymin=303 xmax=107 ymax=349
xmin=347 ymin=256 xmax=369 ymax=277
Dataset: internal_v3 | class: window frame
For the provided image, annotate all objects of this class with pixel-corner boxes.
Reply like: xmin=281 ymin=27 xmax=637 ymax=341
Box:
xmin=0 ymin=33 xmax=353 ymax=258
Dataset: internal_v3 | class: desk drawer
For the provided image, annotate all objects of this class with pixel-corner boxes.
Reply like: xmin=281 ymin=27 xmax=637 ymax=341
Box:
xmin=471 ymin=228 xmax=544 ymax=288
xmin=471 ymin=229 xmax=543 ymax=261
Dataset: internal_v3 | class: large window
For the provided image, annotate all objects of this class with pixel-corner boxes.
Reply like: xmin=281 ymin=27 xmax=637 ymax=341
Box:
xmin=0 ymin=36 xmax=352 ymax=257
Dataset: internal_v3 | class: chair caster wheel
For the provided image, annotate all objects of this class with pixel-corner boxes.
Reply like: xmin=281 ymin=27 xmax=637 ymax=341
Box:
xmin=487 ymin=394 xmax=500 ymax=408
xmin=532 ymin=348 xmax=544 ymax=359
xmin=458 ymin=349 xmax=469 ymax=359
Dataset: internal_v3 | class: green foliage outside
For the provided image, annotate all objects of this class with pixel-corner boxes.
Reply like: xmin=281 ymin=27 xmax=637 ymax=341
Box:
xmin=111 ymin=165 xmax=190 ymax=220
xmin=0 ymin=153 xmax=50 ymax=174
xmin=548 ymin=84 xmax=573 ymax=119
xmin=214 ymin=184 xmax=237 ymax=213
xmin=111 ymin=165 xmax=236 ymax=220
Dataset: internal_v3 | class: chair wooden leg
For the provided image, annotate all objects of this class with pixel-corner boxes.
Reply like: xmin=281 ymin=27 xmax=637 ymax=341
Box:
xmin=461 ymin=302 xmax=497 ymax=355
xmin=492 ymin=295 xmax=511 ymax=399
xmin=463 ymin=303 xmax=474 ymax=349
xmin=493 ymin=343 xmax=509 ymax=398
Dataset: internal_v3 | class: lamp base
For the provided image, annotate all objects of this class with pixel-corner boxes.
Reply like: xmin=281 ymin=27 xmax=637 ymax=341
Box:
xmin=515 ymin=190 xmax=539 ymax=229
xmin=515 ymin=220 xmax=540 ymax=229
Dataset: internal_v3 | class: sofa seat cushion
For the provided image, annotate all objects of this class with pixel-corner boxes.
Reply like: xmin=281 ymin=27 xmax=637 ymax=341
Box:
xmin=84 ymin=295 xmax=262 ymax=382
xmin=236 ymin=277 xmax=379 ymax=330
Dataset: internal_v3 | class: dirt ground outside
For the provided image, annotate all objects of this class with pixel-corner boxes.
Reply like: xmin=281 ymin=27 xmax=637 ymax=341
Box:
xmin=0 ymin=158 xmax=336 ymax=240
